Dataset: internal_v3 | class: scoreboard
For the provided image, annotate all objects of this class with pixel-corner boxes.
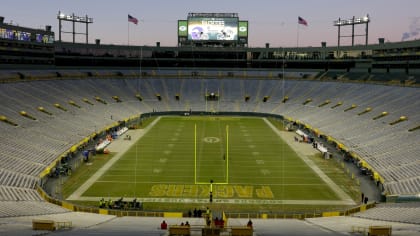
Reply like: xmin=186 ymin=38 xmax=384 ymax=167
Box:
xmin=178 ymin=13 xmax=248 ymax=47
xmin=187 ymin=17 xmax=238 ymax=41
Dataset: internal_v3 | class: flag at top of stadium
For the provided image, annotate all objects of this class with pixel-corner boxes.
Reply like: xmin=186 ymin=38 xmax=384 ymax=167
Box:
xmin=298 ymin=16 xmax=308 ymax=26
xmin=128 ymin=14 xmax=138 ymax=25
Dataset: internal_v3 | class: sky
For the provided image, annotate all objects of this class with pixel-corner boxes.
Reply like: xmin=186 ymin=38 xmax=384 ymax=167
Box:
xmin=2 ymin=0 xmax=420 ymax=47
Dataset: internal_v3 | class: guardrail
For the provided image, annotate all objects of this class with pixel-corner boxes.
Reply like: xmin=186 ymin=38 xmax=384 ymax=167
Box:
xmin=37 ymin=185 xmax=375 ymax=220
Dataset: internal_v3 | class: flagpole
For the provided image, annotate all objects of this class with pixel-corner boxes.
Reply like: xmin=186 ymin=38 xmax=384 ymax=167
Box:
xmin=128 ymin=20 xmax=130 ymax=46
xmin=296 ymin=23 xmax=300 ymax=48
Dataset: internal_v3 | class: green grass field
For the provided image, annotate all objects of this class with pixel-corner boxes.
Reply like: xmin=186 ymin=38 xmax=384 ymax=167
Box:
xmin=77 ymin=116 xmax=352 ymax=206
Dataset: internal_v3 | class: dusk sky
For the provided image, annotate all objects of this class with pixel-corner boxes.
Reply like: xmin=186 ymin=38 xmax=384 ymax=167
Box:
xmin=2 ymin=0 xmax=420 ymax=47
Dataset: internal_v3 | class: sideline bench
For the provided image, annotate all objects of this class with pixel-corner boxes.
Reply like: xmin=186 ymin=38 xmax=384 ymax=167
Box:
xmin=56 ymin=221 xmax=73 ymax=230
xmin=351 ymin=225 xmax=392 ymax=236
xmin=169 ymin=226 xmax=190 ymax=236
xmin=32 ymin=219 xmax=55 ymax=231
xmin=369 ymin=225 xmax=392 ymax=236
xmin=231 ymin=227 xmax=253 ymax=236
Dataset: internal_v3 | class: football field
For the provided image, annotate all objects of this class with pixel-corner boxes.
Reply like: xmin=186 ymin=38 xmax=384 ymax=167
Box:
xmin=70 ymin=116 xmax=354 ymax=205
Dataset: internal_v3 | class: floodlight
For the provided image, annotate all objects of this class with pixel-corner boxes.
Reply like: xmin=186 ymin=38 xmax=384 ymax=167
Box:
xmin=57 ymin=11 xmax=93 ymax=43
xmin=334 ymin=14 xmax=370 ymax=47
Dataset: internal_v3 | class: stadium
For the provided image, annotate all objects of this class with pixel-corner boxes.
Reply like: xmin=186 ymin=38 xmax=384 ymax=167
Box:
xmin=0 ymin=10 xmax=419 ymax=236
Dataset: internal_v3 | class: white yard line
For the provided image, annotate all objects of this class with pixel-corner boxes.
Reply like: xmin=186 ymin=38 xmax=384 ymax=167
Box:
xmin=94 ymin=180 xmax=331 ymax=186
xmin=262 ymin=118 xmax=355 ymax=205
xmin=66 ymin=117 xmax=161 ymax=201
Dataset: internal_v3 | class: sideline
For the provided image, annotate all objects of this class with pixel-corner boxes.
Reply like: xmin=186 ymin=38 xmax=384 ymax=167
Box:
xmin=66 ymin=117 xmax=161 ymax=200
xmin=262 ymin=118 xmax=355 ymax=205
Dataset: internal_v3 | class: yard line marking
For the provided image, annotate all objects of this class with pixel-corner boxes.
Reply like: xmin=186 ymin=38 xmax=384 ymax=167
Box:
xmin=94 ymin=180 xmax=327 ymax=186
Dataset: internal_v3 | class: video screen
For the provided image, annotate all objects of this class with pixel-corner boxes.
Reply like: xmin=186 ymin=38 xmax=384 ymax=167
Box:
xmin=178 ymin=20 xmax=188 ymax=37
xmin=188 ymin=17 xmax=238 ymax=41
xmin=238 ymin=21 xmax=248 ymax=37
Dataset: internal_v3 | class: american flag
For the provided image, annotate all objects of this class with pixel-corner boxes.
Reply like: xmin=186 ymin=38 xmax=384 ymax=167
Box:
xmin=298 ymin=16 xmax=308 ymax=26
xmin=128 ymin=14 xmax=138 ymax=25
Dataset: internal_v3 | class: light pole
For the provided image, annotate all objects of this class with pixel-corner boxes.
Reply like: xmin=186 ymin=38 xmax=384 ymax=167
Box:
xmin=57 ymin=11 xmax=93 ymax=44
xmin=333 ymin=15 xmax=370 ymax=57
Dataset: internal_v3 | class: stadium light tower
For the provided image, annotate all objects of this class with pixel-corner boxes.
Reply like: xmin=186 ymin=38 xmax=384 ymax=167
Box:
xmin=334 ymin=14 xmax=370 ymax=48
xmin=57 ymin=11 xmax=93 ymax=44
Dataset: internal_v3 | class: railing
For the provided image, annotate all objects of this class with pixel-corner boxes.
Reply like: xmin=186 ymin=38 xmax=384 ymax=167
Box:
xmin=37 ymin=185 xmax=376 ymax=220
